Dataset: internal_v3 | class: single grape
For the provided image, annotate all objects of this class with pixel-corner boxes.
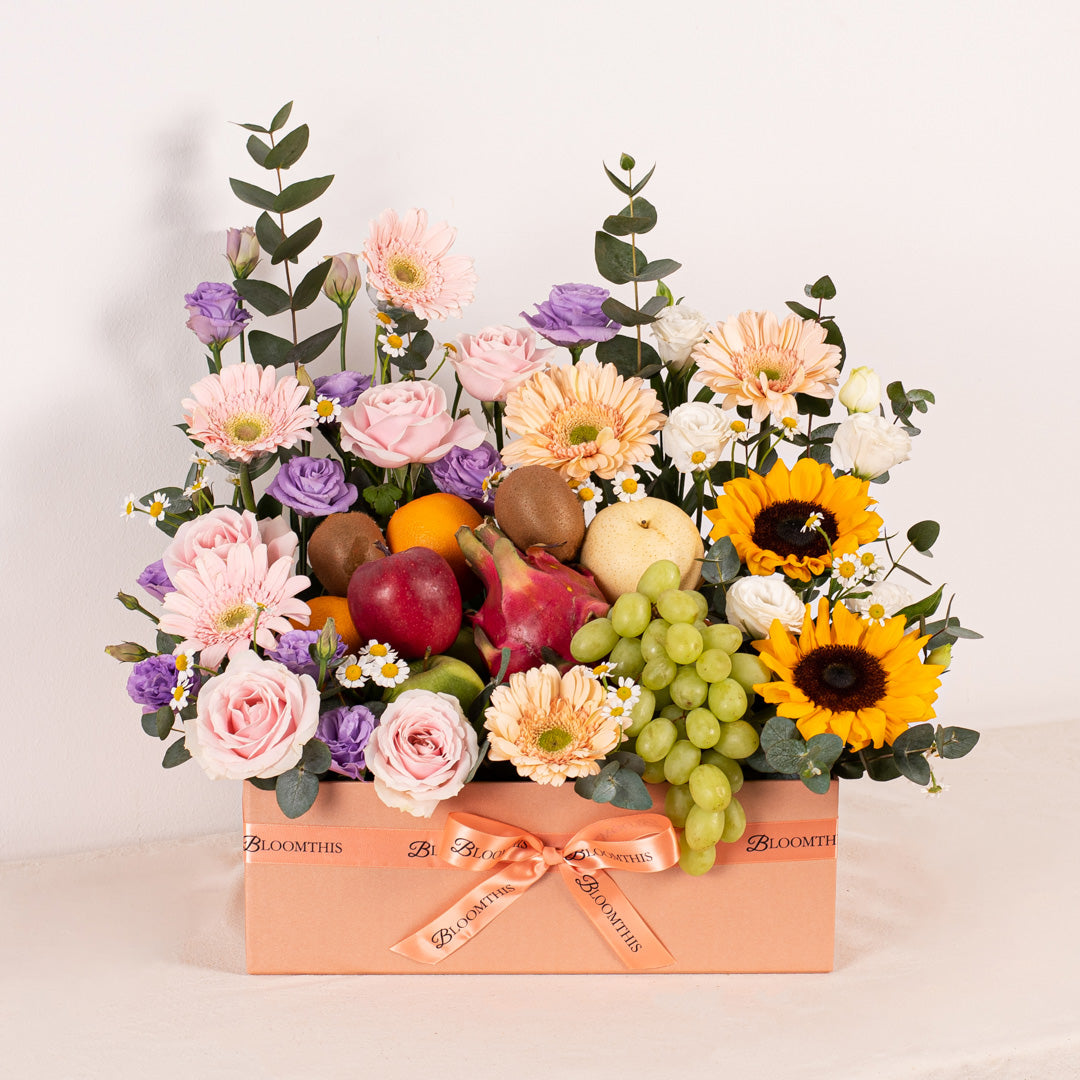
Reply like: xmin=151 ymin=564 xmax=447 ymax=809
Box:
xmin=659 ymin=704 xmax=684 ymax=721
xmin=570 ymin=617 xmax=619 ymax=663
xmin=640 ymin=634 xmax=668 ymax=662
xmin=610 ymin=591 xmax=652 ymax=638
xmin=678 ymin=833 xmax=717 ymax=876
xmin=712 ymin=719 xmax=760 ymax=760
xmin=729 ymin=652 xmax=772 ymax=695
xmin=664 ymin=784 xmax=695 ymax=828
xmin=701 ymin=750 xmax=744 ymax=794
xmin=642 ymin=758 xmax=667 ymax=785
xmin=684 ymin=804 xmax=726 ymax=851
xmin=670 ymin=667 xmax=709 ymax=710
xmin=707 ymin=678 xmax=748 ymax=723
xmin=686 ymin=590 xmax=709 ymax=620
xmin=688 ymin=763 xmax=732 ymax=812
xmin=701 ymin=623 xmax=743 ymax=654
xmin=695 ymin=648 xmax=733 ymax=684
xmin=656 ymin=589 xmax=701 ymax=625
xmin=637 ymin=560 xmax=681 ymax=602
xmin=608 ymin=636 xmax=644 ymax=680
xmin=623 ymin=688 xmax=656 ymax=738
xmin=641 ymin=656 xmax=676 ymax=690
xmin=685 ymin=707 xmax=721 ymax=749
xmin=666 ymin=623 xmax=704 ymax=665
xmin=663 ymin=740 xmax=701 ymax=785
xmin=720 ymin=796 xmax=747 ymax=843
xmin=635 ymin=718 xmax=678 ymax=762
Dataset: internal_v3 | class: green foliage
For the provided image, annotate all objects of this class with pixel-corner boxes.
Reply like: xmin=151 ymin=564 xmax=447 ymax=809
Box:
xmin=229 ymin=177 xmax=278 ymax=211
xmin=699 ymin=536 xmax=741 ymax=585
xmin=255 ymin=212 xmax=285 ymax=258
xmin=603 ymin=197 xmax=657 ymax=236
xmin=263 ymin=124 xmax=309 ymax=170
xmin=269 ymin=101 xmax=293 ymax=132
xmin=162 ymin=738 xmax=191 ymax=769
xmin=887 ymin=380 xmax=935 ymax=432
xmin=270 ymin=217 xmax=321 ymax=265
xmin=246 ymin=134 xmax=271 ymax=167
xmin=896 ymin=584 xmax=945 ymax=623
xmin=291 ymin=260 xmax=333 ymax=311
xmin=805 ymin=275 xmax=836 ymax=300
xmin=907 ymin=520 xmax=941 ymax=553
xmin=234 ymin=278 xmax=291 ymax=316
xmin=363 ymin=483 xmax=403 ymax=518
xmin=300 ymin=738 xmax=332 ymax=775
xmin=601 ymin=296 xmax=658 ymax=327
xmin=247 ymin=330 xmax=295 ymax=367
xmin=284 ymin=323 xmax=341 ymax=367
xmin=275 ymin=766 xmax=320 ymax=819
xmin=935 ymin=725 xmax=980 ymax=759
xmin=275 ymin=176 xmax=334 ymax=214
xmin=892 ymin=723 xmax=934 ymax=783
xmin=760 ymin=717 xmax=842 ymax=794
xmin=575 ymin=759 xmax=654 ymax=810
xmin=595 ymin=334 xmax=661 ymax=378
xmin=595 ymin=231 xmax=640 ymax=285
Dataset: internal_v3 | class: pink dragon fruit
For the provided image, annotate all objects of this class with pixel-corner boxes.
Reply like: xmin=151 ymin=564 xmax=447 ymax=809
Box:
xmin=455 ymin=520 xmax=610 ymax=677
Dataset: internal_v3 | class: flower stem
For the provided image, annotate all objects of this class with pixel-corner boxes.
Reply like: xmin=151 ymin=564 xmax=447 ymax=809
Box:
xmin=494 ymin=400 xmax=505 ymax=452
xmin=451 ymin=378 xmax=463 ymax=418
xmin=238 ymin=463 xmax=257 ymax=512
xmin=267 ymin=129 xmax=298 ymax=347
xmin=297 ymin=517 xmax=309 ymax=577
xmin=694 ymin=471 xmax=705 ymax=531
xmin=627 ymin=168 xmax=643 ymax=373
xmin=339 ymin=305 xmax=349 ymax=372
xmin=568 ymin=344 xmax=584 ymax=366
xmin=209 ymin=343 xmax=223 ymax=374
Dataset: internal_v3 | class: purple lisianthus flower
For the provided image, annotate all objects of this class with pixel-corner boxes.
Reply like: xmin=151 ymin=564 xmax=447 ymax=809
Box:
xmin=137 ymin=559 xmax=173 ymax=602
xmin=265 ymin=456 xmax=358 ymax=518
xmin=520 ymin=283 xmax=621 ymax=349
xmin=184 ymin=281 xmax=251 ymax=347
xmin=126 ymin=654 xmax=193 ymax=710
xmin=317 ymin=705 xmax=379 ymax=779
xmin=428 ymin=442 xmax=503 ymax=509
xmin=312 ymin=370 xmax=371 ymax=409
xmin=267 ymin=629 xmax=347 ymax=680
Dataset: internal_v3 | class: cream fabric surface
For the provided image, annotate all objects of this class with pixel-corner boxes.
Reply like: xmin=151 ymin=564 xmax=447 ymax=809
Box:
xmin=3 ymin=720 xmax=1077 ymax=1079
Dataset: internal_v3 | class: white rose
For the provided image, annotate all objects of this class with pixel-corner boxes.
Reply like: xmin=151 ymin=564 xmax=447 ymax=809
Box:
xmin=649 ymin=304 xmax=709 ymax=372
xmin=837 ymin=365 xmax=881 ymax=413
xmin=831 ymin=412 xmax=911 ymax=479
xmin=664 ymin=401 xmax=733 ymax=473
xmin=724 ymin=575 xmax=806 ymax=640
xmin=848 ymin=580 xmax=914 ymax=618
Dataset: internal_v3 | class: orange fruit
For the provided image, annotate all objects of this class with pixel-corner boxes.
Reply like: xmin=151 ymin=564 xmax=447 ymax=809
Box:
xmin=386 ymin=492 xmax=483 ymax=584
xmin=291 ymin=595 xmax=363 ymax=652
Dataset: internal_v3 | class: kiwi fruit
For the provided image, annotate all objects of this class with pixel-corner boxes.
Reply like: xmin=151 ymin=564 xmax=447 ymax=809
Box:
xmin=494 ymin=464 xmax=585 ymax=561
xmin=307 ymin=512 xmax=387 ymax=594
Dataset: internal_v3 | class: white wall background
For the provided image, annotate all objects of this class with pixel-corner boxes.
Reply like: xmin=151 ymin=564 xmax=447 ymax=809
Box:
xmin=2 ymin=0 xmax=1077 ymax=859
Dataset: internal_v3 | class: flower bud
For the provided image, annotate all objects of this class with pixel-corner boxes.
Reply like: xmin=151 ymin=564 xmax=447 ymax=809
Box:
xmin=116 ymin=591 xmax=142 ymax=611
xmin=927 ymin=642 xmax=953 ymax=669
xmin=322 ymin=253 xmax=362 ymax=308
xmin=838 ymin=365 xmax=881 ymax=413
xmin=225 ymin=226 xmax=260 ymax=279
xmin=105 ymin=641 xmax=153 ymax=663
xmin=314 ymin=619 xmax=341 ymax=665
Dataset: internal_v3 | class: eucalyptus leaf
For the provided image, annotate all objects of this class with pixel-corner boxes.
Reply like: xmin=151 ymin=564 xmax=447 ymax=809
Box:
xmin=765 ymin=738 xmax=804 ymax=774
xmin=935 ymin=725 xmax=980 ymax=759
xmin=805 ymin=733 xmax=844 ymax=770
xmin=229 ymin=177 xmax=278 ymax=211
xmin=630 ymin=164 xmax=656 ymax=195
xmin=699 ymin=536 xmax=741 ymax=585
xmin=603 ymin=164 xmax=632 ymax=195
xmin=162 ymin=738 xmax=191 ymax=769
xmin=892 ymin=723 xmax=935 ymax=754
xmin=907 ymin=520 xmax=941 ymax=552
xmin=893 ymin=747 xmax=932 ymax=785
xmin=247 ymin=776 xmax=278 ymax=791
xmin=234 ymin=278 xmax=291 ymax=317
xmin=276 ymin=767 xmax=319 ymax=819
xmin=246 ymin=134 xmax=271 ymax=167
xmin=610 ymin=767 xmax=654 ymax=810
xmin=603 ymin=197 xmax=658 ymax=236
xmin=274 ymin=175 xmax=334 ymax=214
xmin=594 ymin=231 xmax=641 ymax=285
xmin=247 ymin=330 xmax=295 ymax=368
xmin=761 ymin=716 xmax=799 ymax=750
xmin=264 ymin=124 xmax=309 ymax=170
xmin=255 ymin=212 xmax=285 ymax=258
xmin=271 ymin=218 xmax=322 ymax=265
xmin=300 ymin=737 xmax=332 ymax=775
xmin=235 ymin=121 xmax=269 ymax=134
xmin=576 ymin=769 xmax=618 ymax=804
xmin=291 ymin=259 xmax=333 ymax=311
xmin=601 ymin=296 xmax=657 ymax=327
xmin=799 ymin=767 xmax=833 ymax=795
xmin=642 ymin=294 xmax=668 ymax=316
xmin=156 ymin=630 xmax=181 ymax=653
xmin=805 ymin=275 xmax=837 ymax=300
xmin=284 ymin=324 xmax=341 ymax=367
xmin=269 ymin=101 xmax=294 ymax=132
xmin=154 ymin=706 xmax=173 ymax=740
xmin=785 ymin=300 xmax=818 ymax=321
xmin=608 ymin=751 xmax=646 ymax=776
xmin=860 ymin=745 xmax=902 ymax=782
xmin=633 ymin=258 xmax=682 ymax=282
xmin=896 ymin=584 xmax=945 ymax=623
xmin=887 ymin=380 xmax=908 ymax=403
xmin=796 ymin=392 xmax=833 ymax=417
xmin=594 ymin=334 xmax=661 ymax=378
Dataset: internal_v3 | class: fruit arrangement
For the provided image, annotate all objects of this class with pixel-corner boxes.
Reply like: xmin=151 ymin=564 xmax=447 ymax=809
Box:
xmin=109 ymin=104 xmax=980 ymax=876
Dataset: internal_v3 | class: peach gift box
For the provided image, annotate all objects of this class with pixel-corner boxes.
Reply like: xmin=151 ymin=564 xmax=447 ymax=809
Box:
xmin=243 ymin=778 xmax=839 ymax=974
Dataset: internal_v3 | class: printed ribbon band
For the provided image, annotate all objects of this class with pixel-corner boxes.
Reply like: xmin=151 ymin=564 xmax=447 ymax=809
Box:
xmin=390 ymin=811 xmax=680 ymax=970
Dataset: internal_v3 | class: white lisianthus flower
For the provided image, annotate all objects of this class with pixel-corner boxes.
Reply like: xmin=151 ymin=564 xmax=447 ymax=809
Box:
xmin=837 ymin=365 xmax=881 ymax=413
xmin=724 ymin=575 xmax=806 ymax=640
xmin=664 ymin=402 xmax=733 ymax=473
xmin=848 ymin=580 xmax=915 ymax=620
xmin=831 ymin=413 xmax=912 ymax=479
xmin=648 ymin=304 xmax=709 ymax=372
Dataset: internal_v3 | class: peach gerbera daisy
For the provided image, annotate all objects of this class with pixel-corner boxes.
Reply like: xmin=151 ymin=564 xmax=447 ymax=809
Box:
xmin=362 ymin=208 xmax=477 ymax=321
xmin=182 ymin=363 xmax=315 ymax=464
xmin=501 ymin=362 xmax=665 ymax=482
xmin=484 ymin=665 xmax=624 ymax=785
xmin=691 ymin=310 xmax=841 ymax=422
xmin=159 ymin=543 xmax=311 ymax=670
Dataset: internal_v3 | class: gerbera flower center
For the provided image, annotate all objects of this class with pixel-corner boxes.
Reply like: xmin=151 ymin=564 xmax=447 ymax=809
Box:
xmin=536 ymin=726 xmax=574 ymax=753
xmin=569 ymin=424 xmax=600 ymax=445
xmin=793 ymin=644 xmax=887 ymax=712
xmin=223 ymin=412 xmax=270 ymax=445
xmin=387 ymin=253 xmax=427 ymax=290
xmin=548 ymin=402 xmax=620 ymax=455
xmin=216 ymin=602 xmax=254 ymax=631
xmin=752 ymin=500 xmax=838 ymax=558
xmin=738 ymin=343 xmax=799 ymax=387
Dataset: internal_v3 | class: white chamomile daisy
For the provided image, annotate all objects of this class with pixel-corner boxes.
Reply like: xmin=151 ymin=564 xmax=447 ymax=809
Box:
xmin=173 ymin=649 xmax=195 ymax=684
xmin=688 ymin=449 xmax=714 ymax=472
xmin=607 ymin=678 xmax=641 ymax=709
xmin=169 ymin=683 xmax=190 ymax=711
xmin=190 ymin=452 xmax=212 ymax=467
xmin=573 ymin=480 xmax=598 ymax=504
xmin=146 ymin=492 xmax=170 ymax=525
xmin=482 ymin=469 xmax=506 ymax=496
xmin=862 ymin=601 xmax=888 ymax=627
xmin=613 ymin=468 xmax=645 ymax=502
xmin=777 ymin=416 xmax=800 ymax=440
xmin=370 ymin=658 xmax=410 ymax=688
xmin=858 ymin=549 xmax=883 ymax=577
xmin=585 ymin=662 xmax=614 ymax=680
xmin=313 ymin=395 xmax=342 ymax=424
xmin=730 ymin=419 xmax=748 ymax=435
xmin=601 ymin=701 xmax=630 ymax=724
xmin=336 ymin=656 xmax=367 ymax=689
xmin=122 ymin=492 xmax=138 ymax=519
xmin=831 ymin=551 xmax=864 ymax=585
xmin=801 ymin=511 xmax=823 ymax=534
xmin=372 ymin=310 xmax=397 ymax=332
xmin=378 ymin=332 xmax=408 ymax=358
xmin=360 ymin=640 xmax=395 ymax=666
xmin=184 ymin=478 xmax=207 ymax=497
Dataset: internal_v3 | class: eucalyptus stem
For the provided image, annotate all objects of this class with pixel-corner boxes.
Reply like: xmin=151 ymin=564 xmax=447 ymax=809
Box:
xmin=339 ymin=305 xmax=349 ymax=371
xmin=267 ymin=129 xmax=298 ymax=346
xmin=238 ymin=463 xmax=257 ymax=512
xmin=627 ymin=167 xmax=642 ymax=372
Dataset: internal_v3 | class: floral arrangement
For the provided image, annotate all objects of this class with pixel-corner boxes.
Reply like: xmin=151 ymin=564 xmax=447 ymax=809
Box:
xmin=109 ymin=104 xmax=980 ymax=876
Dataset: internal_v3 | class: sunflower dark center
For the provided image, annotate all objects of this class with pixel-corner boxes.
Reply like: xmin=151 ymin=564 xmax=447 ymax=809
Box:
xmin=793 ymin=644 xmax=887 ymax=712
xmin=752 ymin=500 xmax=838 ymax=558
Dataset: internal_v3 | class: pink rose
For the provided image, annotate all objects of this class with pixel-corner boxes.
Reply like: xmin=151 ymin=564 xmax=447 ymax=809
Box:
xmin=162 ymin=507 xmax=297 ymax=582
xmin=185 ymin=650 xmax=319 ymax=780
xmin=452 ymin=325 xmax=554 ymax=402
xmin=365 ymin=689 xmax=479 ymax=817
xmin=338 ymin=380 xmax=485 ymax=468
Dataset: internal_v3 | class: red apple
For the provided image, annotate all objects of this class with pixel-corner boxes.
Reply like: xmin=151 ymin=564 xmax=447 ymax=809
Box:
xmin=346 ymin=547 xmax=463 ymax=659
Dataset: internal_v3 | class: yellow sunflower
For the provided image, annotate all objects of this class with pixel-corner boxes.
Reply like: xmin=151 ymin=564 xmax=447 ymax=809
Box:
xmin=753 ymin=599 xmax=945 ymax=751
xmin=705 ymin=458 xmax=882 ymax=582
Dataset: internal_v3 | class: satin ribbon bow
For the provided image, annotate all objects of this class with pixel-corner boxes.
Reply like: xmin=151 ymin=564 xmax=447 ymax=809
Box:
xmin=390 ymin=811 xmax=680 ymax=969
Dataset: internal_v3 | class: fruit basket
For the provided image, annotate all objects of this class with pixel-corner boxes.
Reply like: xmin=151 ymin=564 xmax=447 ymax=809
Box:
xmin=109 ymin=102 xmax=980 ymax=974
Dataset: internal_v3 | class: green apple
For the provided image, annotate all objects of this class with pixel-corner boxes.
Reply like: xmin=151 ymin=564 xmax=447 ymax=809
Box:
xmin=384 ymin=654 xmax=486 ymax=712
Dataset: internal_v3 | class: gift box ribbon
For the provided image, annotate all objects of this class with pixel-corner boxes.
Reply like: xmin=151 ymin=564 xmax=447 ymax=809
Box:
xmin=389 ymin=811 xmax=680 ymax=970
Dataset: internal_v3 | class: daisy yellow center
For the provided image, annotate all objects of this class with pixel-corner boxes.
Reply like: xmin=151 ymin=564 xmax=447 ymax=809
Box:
xmin=578 ymin=487 xmax=596 ymax=502
xmin=387 ymin=253 xmax=426 ymax=290
xmin=868 ymin=603 xmax=886 ymax=620
xmin=224 ymin=412 xmax=269 ymax=445
xmin=620 ymin=478 xmax=638 ymax=494
xmin=344 ymin=664 xmax=363 ymax=681
xmin=316 ymin=399 xmax=336 ymax=417
xmin=149 ymin=501 xmax=164 ymax=517
xmin=175 ymin=655 xmax=189 ymax=672
xmin=615 ymin=686 xmax=634 ymax=701
xmin=125 ymin=500 xmax=135 ymax=514
xmin=375 ymin=312 xmax=393 ymax=326
xmin=837 ymin=560 xmax=858 ymax=579
xmin=731 ymin=420 xmax=747 ymax=433
xmin=691 ymin=451 xmax=706 ymax=464
xmin=216 ymin=603 xmax=254 ymax=632
xmin=752 ymin=500 xmax=838 ymax=558
xmin=608 ymin=705 xmax=626 ymax=717
xmin=381 ymin=662 xmax=400 ymax=679
xmin=536 ymin=726 xmax=573 ymax=753
xmin=171 ymin=686 xmax=185 ymax=703
xmin=740 ymin=343 xmax=799 ymax=387
xmin=793 ymin=643 xmax=887 ymax=712
xmin=386 ymin=334 xmax=403 ymax=349
xmin=370 ymin=643 xmax=388 ymax=657
xmin=861 ymin=553 xmax=877 ymax=566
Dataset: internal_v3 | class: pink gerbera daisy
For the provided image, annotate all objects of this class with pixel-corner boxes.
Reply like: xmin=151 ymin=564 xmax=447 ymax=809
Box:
xmin=159 ymin=543 xmax=311 ymax=669
xmin=362 ymin=208 xmax=477 ymax=321
xmin=691 ymin=310 xmax=842 ymax=423
xmin=182 ymin=363 xmax=315 ymax=464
